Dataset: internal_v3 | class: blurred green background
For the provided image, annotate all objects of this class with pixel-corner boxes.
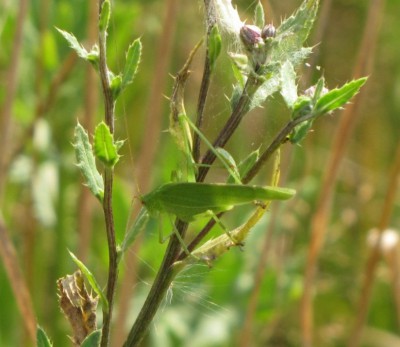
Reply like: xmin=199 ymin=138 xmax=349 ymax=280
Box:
xmin=0 ymin=0 xmax=399 ymax=346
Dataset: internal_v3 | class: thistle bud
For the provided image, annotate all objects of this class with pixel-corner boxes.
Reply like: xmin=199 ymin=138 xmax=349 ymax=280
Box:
xmin=240 ymin=25 xmax=263 ymax=52
xmin=261 ymin=24 xmax=276 ymax=40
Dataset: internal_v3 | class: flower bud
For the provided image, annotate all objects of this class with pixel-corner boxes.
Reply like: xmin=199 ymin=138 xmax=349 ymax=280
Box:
xmin=240 ymin=25 xmax=263 ymax=51
xmin=261 ymin=24 xmax=276 ymax=40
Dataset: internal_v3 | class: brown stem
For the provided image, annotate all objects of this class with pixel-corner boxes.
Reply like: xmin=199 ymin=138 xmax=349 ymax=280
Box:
xmin=123 ymin=220 xmax=188 ymax=347
xmin=112 ymin=1 xmax=179 ymax=345
xmin=196 ymin=75 xmax=260 ymax=182
xmin=192 ymin=0 xmax=216 ymax=163
xmin=97 ymin=1 xmax=118 ymax=346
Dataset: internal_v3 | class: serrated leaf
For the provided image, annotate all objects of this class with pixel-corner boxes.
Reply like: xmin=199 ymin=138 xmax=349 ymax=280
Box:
xmin=56 ymin=28 xmax=89 ymax=60
xmin=120 ymin=39 xmax=142 ymax=93
xmin=208 ymin=25 xmax=222 ymax=72
xmin=289 ymin=119 xmax=314 ymax=144
xmin=254 ymin=1 xmax=265 ymax=28
xmin=277 ymin=0 xmax=319 ymax=45
xmin=94 ymin=122 xmax=120 ymax=167
xmin=314 ymin=77 xmax=367 ymax=116
xmin=68 ymin=251 xmax=109 ymax=313
xmin=74 ymin=123 xmax=104 ymax=201
xmin=81 ymin=330 xmax=102 ymax=347
xmin=280 ymin=60 xmax=298 ymax=108
xmin=120 ymin=208 xmax=150 ymax=258
xmin=110 ymin=75 xmax=122 ymax=99
xmin=99 ymin=0 xmax=110 ymax=33
xmin=37 ymin=326 xmax=52 ymax=347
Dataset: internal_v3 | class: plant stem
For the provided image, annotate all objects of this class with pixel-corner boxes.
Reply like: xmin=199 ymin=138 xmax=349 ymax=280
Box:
xmin=193 ymin=0 xmax=216 ymax=163
xmin=196 ymin=74 xmax=260 ymax=182
xmin=98 ymin=1 xmax=118 ymax=346
xmin=123 ymin=220 xmax=188 ymax=347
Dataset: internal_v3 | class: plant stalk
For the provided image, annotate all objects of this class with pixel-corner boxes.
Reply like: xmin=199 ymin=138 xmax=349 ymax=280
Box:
xmin=196 ymin=74 xmax=260 ymax=182
xmin=98 ymin=1 xmax=118 ymax=346
xmin=123 ymin=220 xmax=188 ymax=347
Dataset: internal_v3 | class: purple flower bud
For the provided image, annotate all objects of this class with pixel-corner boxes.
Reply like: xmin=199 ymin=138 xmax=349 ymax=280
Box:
xmin=261 ymin=24 xmax=276 ymax=40
xmin=240 ymin=25 xmax=263 ymax=51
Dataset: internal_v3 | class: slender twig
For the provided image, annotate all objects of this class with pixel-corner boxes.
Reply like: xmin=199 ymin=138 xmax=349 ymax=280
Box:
xmin=113 ymin=1 xmax=179 ymax=344
xmin=347 ymin=139 xmax=400 ymax=347
xmin=123 ymin=220 xmax=188 ymax=347
xmin=97 ymin=1 xmax=118 ymax=346
xmin=300 ymin=0 xmax=385 ymax=345
xmin=196 ymin=74 xmax=261 ymax=182
xmin=192 ymin=0 xmax=216 ymax=163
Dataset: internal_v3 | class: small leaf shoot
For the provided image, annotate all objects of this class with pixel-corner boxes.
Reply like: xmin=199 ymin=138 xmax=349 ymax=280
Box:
xmin=208 ymin=25 xmax=222 ymax=72
xmin=74 ymin=123 xmax=104 ymax=201
xmin=37 ymin=326 xmax=53 ymax=347
xmin=99 ymin=0 xmax=111 ymax=33
xmin=56 ymin=28 xmax=89 ymax=60
xmin=68 ymin=251 xmax=109 ymax=313
xmin=81 ymin=330 xmax=102 ymax=347
xmin=254 ymin=2 xmax=265 ymax=29
xmin=120 ymin=39 xmax=142 ymax=94
xmin=94 ymin=122 xmax=120 ymax=167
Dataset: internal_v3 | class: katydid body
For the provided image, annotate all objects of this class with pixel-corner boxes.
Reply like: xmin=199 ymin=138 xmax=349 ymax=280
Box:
xmin=141 ymin=182 xmax=295 ymax=222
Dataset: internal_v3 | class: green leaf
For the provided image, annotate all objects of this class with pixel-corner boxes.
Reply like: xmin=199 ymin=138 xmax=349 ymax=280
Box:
xmin=110 ymin=75 xmax=122 ymax=99
xmin=36 ymin=326 xmax=52 ymax=347
xmin=94 ymin=122 xmax=120 ymax=167
xmin=208 ymin=25 xmax=222 ymax=72
xmin=81 ymin=330 xmax=102 ymax=347
xmin=120 ymin=208 xmax=150 ymax=258
xmin=314 ymin=77 xmax=367 ymax=116
xmin=254 ymin=1 xmax=265 ymax=28
xmin=68 ymin=251 xmax=109 ymax=313
xmin=280 ymin=60 xmax=298 ymax=108
xmin=292 ymin=96 xmax=312 ymax=119
xmin=289 ymin=119 xmax=314 ymax=144
xmin=277 ymin=0 xmax=319 ymax=45
xmin=99 ymin=0 xmax=111 ymax=33
xmin=120 ymin=39 xmax=142 ymax=95
xmin=56 ymin=28 xmax=89 ymax=60
xmin=74 ymin=123 xmax=104 ymax=201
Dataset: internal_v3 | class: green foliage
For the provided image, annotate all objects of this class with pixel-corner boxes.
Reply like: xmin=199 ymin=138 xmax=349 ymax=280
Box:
xmin=74 ymin=123 xmax=104 ymax=201
xmin=68 ymin=251 xmax=109 ymax=313
xmin=56 ymin=28 xmax=99 ymax=67
xmin=36 ymin=326 xmax=53 ymax=347
xmin=119 ymin=39 xmax=142 ymax=97
xmin=208 ymin=25 xmax=222 ymax=72
xmin=93 ymin=121 xmax=121 ymax=168
xmin=99 ymin=0 xmax=111 ymax=33
xmin=314 ymin=77 xmax=368 ymax=116
xmin=254 ymin=1 xmax=265 ymax=29
xmin=81 ymin=330 xmax=102 ymax=347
